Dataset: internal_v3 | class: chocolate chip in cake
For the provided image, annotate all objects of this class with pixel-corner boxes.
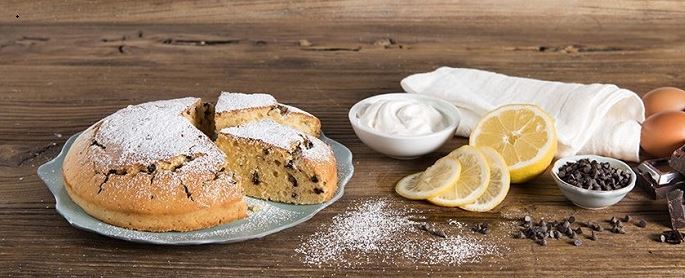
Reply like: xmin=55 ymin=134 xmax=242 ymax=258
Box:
xmin=291 ymin=192 xmax=298 ymax=198
xmin=147 ymin=164 xmax=156 ymax=173
xmin=276 ymin=105 xmax=289 ymax=115
xmin=251 ymin=171 xmax=261 ymax=185
xmin=288 ymin=174 xmax=298 ymax=187
xmin=91 ymin=140 xmax=106 ymax=149
xmin=285 ymin=160 xmax=295 ymax=169
xmin=311 ymin=175 xmax=319 ymax=183
xmin=263 ymin=148 xmax=270 ymax=155
xmin=313 ymin=187 xmax=324 ymax=194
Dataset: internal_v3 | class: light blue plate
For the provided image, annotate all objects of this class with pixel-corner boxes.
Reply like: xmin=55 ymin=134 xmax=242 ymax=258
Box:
xmin=37 ymin=132 xmax=353 ymax=245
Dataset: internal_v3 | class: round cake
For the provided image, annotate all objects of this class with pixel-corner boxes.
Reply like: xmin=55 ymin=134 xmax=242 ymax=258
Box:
xmin=62 ymin=97 xmax=247 ymax=232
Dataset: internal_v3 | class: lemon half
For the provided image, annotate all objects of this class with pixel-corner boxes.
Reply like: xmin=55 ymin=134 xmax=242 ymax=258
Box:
xmin=469 ymin=104 xmax=557 ymax=183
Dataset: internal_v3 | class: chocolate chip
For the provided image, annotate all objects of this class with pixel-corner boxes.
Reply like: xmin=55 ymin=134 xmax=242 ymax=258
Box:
xmin=573 ymin=239 xmax=582 ymax=246
xmin=523 ymin=215 xmax=532 ymax=222
xmin=251 ymin=171 xmax=260 ymax=185
xmin=471 ymin=223 xmax=490 ymax=235
xmin=562 ymin=221 xmax=570 ymax=229
xmin=574 ymin=227 xmax=583 ymax=235
xmin=313 ymin=187 xmax=324 ymax=194
xmin=291 ymin=192 xmax=298 ymax=198
xmin=610 ymin=216 xmax=619 ymax=224
xmin=637 ymin=219 xmax=647 ymax=228
xmin=568 ymin=216 xmax=576 ymax=224
xmin=311 ymin=175 xmax=319 ymax=183
xmin=285 ymin=160 xmax=295 ymax=169
xmin=623 ymin=215 xmax=631 ymax=222
xmin=147 ymin=164 xmax=156 ymax=173
xmin=263 ymin=148 xmax=270 ymax=155
xmin=288 ymin=174 xmax=298 ymax=187
xmin=418 ymin=223 xmax=447 ymax=238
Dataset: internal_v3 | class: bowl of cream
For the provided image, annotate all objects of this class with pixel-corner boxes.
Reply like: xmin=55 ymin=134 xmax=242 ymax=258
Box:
xmin=348 ymin=93 xmax=461 ymax=159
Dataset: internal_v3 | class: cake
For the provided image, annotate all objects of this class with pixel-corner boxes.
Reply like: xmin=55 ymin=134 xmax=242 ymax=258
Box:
xmin=62 ymin=98 xmax=247 ymax=232
xmin=216 ymin=120 xmax=338 ymax=204
xmin=62 ymin=93 xmax=338 ymax=232
xmin=214 ymin=92 xmax=321 ymax=136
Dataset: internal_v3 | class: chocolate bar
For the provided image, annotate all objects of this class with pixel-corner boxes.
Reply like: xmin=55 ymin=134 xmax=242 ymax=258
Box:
xmin=635 ymin=158 xmax=685 ymax=199
xmin=667 ymin=189 xmax=685 ymax=230
xmin=670 ymin=145 xmax=685 ymax=176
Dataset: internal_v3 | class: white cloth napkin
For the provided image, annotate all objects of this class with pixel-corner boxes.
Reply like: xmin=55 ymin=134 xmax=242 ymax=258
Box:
xmin=401 ymin=67 xmax=644 ymax=161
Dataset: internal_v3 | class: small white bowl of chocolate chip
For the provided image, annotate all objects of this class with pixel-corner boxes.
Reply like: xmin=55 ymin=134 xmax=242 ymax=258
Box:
xmin=551 ymin=155 xmax=636 ymax=209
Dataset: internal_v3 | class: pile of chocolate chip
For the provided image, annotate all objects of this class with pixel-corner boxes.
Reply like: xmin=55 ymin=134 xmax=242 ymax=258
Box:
xmin=515 ymin=215 xmax=646 ymax=246
xmin=557 ymin=158 xmax=632 ymax=191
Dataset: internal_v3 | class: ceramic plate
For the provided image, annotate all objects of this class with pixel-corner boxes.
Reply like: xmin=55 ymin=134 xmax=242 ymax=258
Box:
xmin=37 ymin=132 xmax=353 ymax=245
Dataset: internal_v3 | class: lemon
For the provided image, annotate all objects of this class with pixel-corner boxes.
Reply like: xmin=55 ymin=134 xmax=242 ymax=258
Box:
xmin=459 ymin=147 xmax=510 ymax=212
xmin=395 ymin=158 xmax=461 ymax=200
xmin=469 ymin=104 xmax=557 ymax=183
xmin=428 ymin=145 xmax=490 ymax=207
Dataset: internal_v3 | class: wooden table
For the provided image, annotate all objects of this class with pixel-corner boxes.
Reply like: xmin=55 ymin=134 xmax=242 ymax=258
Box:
xmin=3 ymin=1 xmax=685 ymax=276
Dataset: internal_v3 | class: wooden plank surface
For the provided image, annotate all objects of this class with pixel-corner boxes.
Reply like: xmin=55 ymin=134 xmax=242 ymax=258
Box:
xmin=2 ymin=0 xmax=685 ymax=276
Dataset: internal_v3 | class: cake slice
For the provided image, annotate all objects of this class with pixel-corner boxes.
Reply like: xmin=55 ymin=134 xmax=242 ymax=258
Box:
xmin=216 ymin=120 xmax=337 ymax=204
xmin=214 ymin=92 xmax=321 ymax=137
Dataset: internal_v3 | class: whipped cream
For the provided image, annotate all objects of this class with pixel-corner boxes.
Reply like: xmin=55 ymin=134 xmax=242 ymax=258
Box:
xmin=357 ymin=98 xmax=448 ymax=136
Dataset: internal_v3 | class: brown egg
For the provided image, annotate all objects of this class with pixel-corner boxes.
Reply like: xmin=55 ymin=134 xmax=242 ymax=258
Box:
xmin=642 ymin=87 xmax=685 ymax=118
xmin=641 ymin=111 xmax=685 ymax=157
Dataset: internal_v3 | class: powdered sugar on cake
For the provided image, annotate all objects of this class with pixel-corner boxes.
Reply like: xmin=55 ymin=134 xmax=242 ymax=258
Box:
xmin=221 ymin=120 xmax=332 ymax=161
xmin=91 ymin=97 xmax=225 ymax=172
xmin=215 ymin=92 xmax=277 ymax=113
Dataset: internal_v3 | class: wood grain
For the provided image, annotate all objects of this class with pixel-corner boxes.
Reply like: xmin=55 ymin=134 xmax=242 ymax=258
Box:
xmin=2 ymin=0 xmax=685 ymax=276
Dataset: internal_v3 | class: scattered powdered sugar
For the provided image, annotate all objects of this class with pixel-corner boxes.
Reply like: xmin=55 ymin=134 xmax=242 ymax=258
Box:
xmin=295 ymin=199 xmax=503 ymax=268
xmin=91 ymin=97 xmax=224 ymax=172
xmin=448 ymin=219 xmax=467 ymax=230
xmin=221 ymin=119 xmax=332 ymax=162
xmin=215 ymin=92 xmax=277 ymax=113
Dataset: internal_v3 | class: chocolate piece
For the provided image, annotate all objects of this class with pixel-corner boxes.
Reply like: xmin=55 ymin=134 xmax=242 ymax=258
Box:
xmin=667 ymin=189 xmax=685 ymax=230
xmin=670 ymin=145 xmax=685 ymax=176
xmin=635 ymin=158 xmax=685 ymax=199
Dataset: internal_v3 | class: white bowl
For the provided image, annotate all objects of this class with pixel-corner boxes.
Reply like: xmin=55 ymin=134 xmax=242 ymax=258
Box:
xmin=348 ymin=93 xmax=461 ymax=159
xmin=551 ymin=155 xmax=636 ymax=209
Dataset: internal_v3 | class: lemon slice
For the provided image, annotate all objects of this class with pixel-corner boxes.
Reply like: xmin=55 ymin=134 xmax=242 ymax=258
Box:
xmin=428 ymin=145 xmax=490 ymax=207
xmin=459 ymin=147 xmax=510 ymax=212
xmin=395 ymin=158 xmax=461 ymax=200
xmin=469 ymin=104 xmax=558 ymax=183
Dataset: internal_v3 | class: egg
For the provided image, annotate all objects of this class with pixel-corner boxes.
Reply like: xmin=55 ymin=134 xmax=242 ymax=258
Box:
xmin=642 ymin=87 xmax=685 ymax=118
xmin=641 ymin=111 xmax=685 ymax=157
